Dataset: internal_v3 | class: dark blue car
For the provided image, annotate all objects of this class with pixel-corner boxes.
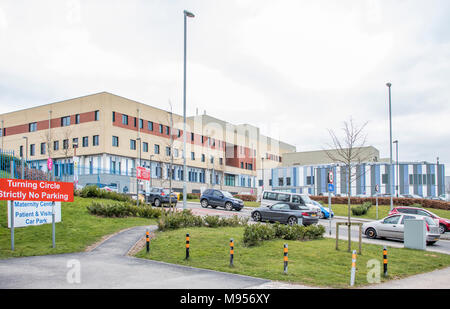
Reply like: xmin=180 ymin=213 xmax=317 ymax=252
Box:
xmin=200 ymin=189 xmax=244 ymax=211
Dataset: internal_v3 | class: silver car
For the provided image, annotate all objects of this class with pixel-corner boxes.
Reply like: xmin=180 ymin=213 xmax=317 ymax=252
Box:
xmin=362 ymin=214 xmax=441 ymax=245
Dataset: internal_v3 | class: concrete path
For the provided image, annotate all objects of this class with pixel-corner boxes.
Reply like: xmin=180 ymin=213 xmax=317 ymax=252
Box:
xmin=0 ymin=226 xmax=270 ymax=289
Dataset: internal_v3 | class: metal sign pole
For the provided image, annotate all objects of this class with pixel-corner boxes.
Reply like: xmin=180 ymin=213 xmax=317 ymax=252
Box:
xmin=52 ymin=201 xmax=55 ymax=248
xmin=10 ymin=162 xmax=15 ymax=251
xmin=328 ymin=171 xmax=333 ymax=235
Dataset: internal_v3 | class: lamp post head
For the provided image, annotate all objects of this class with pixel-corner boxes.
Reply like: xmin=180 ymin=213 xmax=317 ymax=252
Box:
xmin=386 ymin=82 xmax=392 ymax=87
xmin=184 ymin=10 xmax=195 ymax=18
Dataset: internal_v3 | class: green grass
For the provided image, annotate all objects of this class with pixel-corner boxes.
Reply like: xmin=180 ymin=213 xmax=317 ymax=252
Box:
xmin=136 ymin=226 xmax=450 ymax=288
xmin=330 ymin=203 xmax=450 ymax=220
xmin=0 ymin=197 xmax=156 ymax=259
xmin=187 ymin=198 xmax=260 ymax=207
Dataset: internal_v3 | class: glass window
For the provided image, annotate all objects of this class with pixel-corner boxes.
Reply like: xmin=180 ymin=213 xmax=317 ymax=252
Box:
xmin=82 ymin=136 xmax=88 ymax=147
xmin=29 ymin=122 xmax=37 ymax=132
xmin=148 ymin=121 xmax=153 ymax=131
xmin=122 ymin=114 xmax=128 ymax=125
xmin=40 ymin=142 xmax=46 ymax=155
xmin=191 ymin=152 xmax=195 ymax=160
xmin=263 ymin=192 xmax=278 ymax=200
xmin=93 ymin=135 xmax=99 ymax=146
xmin=292 ymin=195 xmax=302 ymax=204
xmin=383 ymin=216 xmax=401 ymax=224
xmin=94 ymin=111 xmax=99 ymax=121
xmin=30 ymin=144 xmax=35 ymax=156
xmin=417 ymin=210 xmax=431 ymax=217
xmin=401 ymin=215 xmax=417 ymax=224
xmin=201 ymin=154 xmax=205 ymax=162
xmin=112 ymin=112 xmax=115 ymax=122
xmin=75 ymin=114 xmax=80 ymax=124
xmin=130 ymin=139 xmax=136 ymax=150
xmin=165 ymin=146 xmax=171 ymax=156
xmin=54 ymin=141 xmax=59 ymax=151
xmin=277 ymin=193 xmax=290 ymax=202
xmin=159 ymin=124 xmax=163 ymax=133
xmin=63 ymin=139 xmax=69 ymax=149
xmin=272 ymin=203 xmax=290 ymax=210
xmin=112 ymin=136 xmax=119 ymax=147
xmin=61 ymin=116 xmax=70 ymax=127
xmin=143 ymin=142 xmax=148 ymax=152
xmin=139 ymin=119 xmax=143 ymax=129
xmin=154 ymin=144 xmax=160 ymax=154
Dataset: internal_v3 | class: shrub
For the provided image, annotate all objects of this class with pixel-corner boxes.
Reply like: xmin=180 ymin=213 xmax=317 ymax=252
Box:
xmin=80 ymin=185 xmax=131 ymax=202
xmin=351 ymin=205 xmax=368 ymax=216
xmin=86 ymin=202 xmax=161 ymax=218
xmin=233 ymin=194 xmax=257 ymax=202
xmin=204 ymin=215 xmax=220 ymax=228
xmin=243 ymin=223 xmax=325 ymax=246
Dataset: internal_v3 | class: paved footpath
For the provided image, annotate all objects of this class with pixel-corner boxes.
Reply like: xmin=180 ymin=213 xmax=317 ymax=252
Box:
xmin=0 ymin=225 xmax=449 ymax=289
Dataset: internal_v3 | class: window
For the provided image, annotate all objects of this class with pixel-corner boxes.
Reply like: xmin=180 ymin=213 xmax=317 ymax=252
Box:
xmin=130 ymin=139 xmax=136 ymax=150
xmin=382 ymin=173 xmax=389 ymax=184
xmin=174 ymin=149 xmax=179 ymax=158
xmin=93 ymin=135 xmax=99 ymax=146
xmin=122 ymin=114 xmax=128 ymax=125
xmin=20 ymin=145 xmax=23 ymax=158
xmin=159 ymin=124 xmax=163 ymax=134
xmin=29 ymin=122 xmax=37 ymax=132
xmin=277 ymin=193 xmax=290 ymax=202
xmin=139 ymin=119 xmax=143 ymax=129
xmin=210 ymin=156 xmax=214 ymax=164
xmin=240 ymin=162 xmax=244 ymax=168
xmin=75 ymin=114 xmax=80 ymax=124
xmin=401 ymin=215 xmax=417 ymax=224
xmin=61 ymin=116 xmax=70 ymax=127
xmin=263 ymin=192 xmax=278 ymax=200
xmin=286 ymin=177 xmax=291 ymax=186
xmin=54 ymin=141 xmax=59 ymax=151
xmin=40 ymin=143 xmax=46 ymax=155
xmin=112 ymin=136 xmax=119 ymax=147
xmin=219 ymin=158 xmax=223 ymax=165
xmin=165 ymin=146 xmax=171 ymax=156
xmin=272 ymin=203 xmax=290 ymax=210
xmin=30 ymin=144 xmax=35 ymax=156
xmin=191 ymin=132 xmax=194 ymax=141
xmin=154 ymin=144 xmax=160 ymax=154
xmin=112 ymin=112 xmax=115 ymax=122
xmin=82 ymin=136 xmax=88 ymax=147
xmin=143 ymin=142 xmax=148 ymax=152
xmin=94 ymin=110 xmax=99 ymax=121
xmin=191 ymin=152 xmax=195 ymax=160
xmin=63 ymin=139 xmax=69 ymax=149
xmin=148 ymin=121 xmax=153 ymax=131
xmin=383 ymin=216 xmax=400 ymax=224
xmin=292 ymin=195 xmax=302 ymax=204
xmin=166 ymin=126 xmax=170 ymax=135
xmin=279 ymin=177 xmax=284 ymax=186
xmin=177 ymin=130 xmax=181 ymax=138
xmin=134 ymin=117 xmax=137 ymax=127
xmin=201 ymin=154 xmax=205 ymax=162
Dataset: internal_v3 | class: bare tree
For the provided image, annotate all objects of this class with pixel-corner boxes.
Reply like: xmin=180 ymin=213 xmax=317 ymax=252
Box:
xmin=61 ymin=127 xmax=73 ymax=181
xmin=324 ymin=117 xmax=371 ymax=252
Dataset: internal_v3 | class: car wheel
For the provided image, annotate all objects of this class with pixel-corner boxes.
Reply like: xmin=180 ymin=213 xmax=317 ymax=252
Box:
xmin=365 ymin=227 xmax=377 ymax=239
xmin=439 ymin=224 xmax=446 ymax=234
xmin=201 ymin=199 xmax=209 ymax=208
xmin=319 ymin=211 xmax=325 ymax=219
xmin=225 ymin=202 xmax=233 ymax=211
xmin=252 ymin=211 xmax=261 ymax=222
xmin=287 ymin=216 xmax=298 ymax=226
xmin=154 ymin=199 xmax=161 ymax=207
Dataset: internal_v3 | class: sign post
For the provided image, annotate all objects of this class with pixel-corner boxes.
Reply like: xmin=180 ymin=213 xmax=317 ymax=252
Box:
xmin=328 ymin=171 xmax=334 ymax=235
xmin=375 ymin=184 xmax=379 ymax=219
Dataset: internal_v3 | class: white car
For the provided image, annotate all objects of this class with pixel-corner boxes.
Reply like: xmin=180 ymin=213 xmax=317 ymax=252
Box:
xmin=362 ymin=214 xmax=441 ymax=245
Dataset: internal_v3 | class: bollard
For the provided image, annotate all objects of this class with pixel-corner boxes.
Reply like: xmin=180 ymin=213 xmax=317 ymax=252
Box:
xmin=185 ymin=233 xmax=190 ymax=260
xmin=146 ymin=229 xmax=150 ymax=253
xmin=283 ymin=244 xmax=288 ymax=274
xmin=230 ymin=238 xmax=234 ymax=267
xmin=350 ymin=250 xmax=357 ymax=286
xmin=383 ymin=246 xmax=388 ymax=277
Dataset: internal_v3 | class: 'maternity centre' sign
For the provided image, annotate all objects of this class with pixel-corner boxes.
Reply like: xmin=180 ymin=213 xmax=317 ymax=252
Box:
xmin=8 ymin=201 xmax=61 ymax=228
xmin=0 ymin=179 xmax=74 ymax=202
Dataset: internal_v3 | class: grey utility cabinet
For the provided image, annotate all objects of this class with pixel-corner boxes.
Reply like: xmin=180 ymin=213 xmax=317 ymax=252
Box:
xmin=404 ymin=219 xmax=426 ymax=250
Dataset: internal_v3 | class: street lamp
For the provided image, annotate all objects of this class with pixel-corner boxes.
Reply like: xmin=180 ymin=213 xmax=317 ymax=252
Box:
xmin=149 ymin=154 xmax=154 ymax=188
xmin=261 ymin=157 xmax=264 ymax=190
xmin=393 ymin=140 xmax=399 ymax=197
xmin=182 ymin=9 xmax=195 ymax=210
xmin=386 ymin=82 xmax=393 ymax=210
xmin=136 ymin=137 xmax=142 ymax=206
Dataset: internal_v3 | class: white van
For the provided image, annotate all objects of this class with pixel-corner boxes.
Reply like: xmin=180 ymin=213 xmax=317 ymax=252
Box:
xmin=259 ymin=190 xmax=321 ymax=212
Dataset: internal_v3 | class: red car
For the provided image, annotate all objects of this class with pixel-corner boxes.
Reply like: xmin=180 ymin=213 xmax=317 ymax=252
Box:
xmin=389 ymin=207 xmax=450 ymax=234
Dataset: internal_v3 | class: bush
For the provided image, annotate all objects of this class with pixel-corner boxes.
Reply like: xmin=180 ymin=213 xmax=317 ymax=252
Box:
xmin=80 ymin=185 xmax=132 ymax=203
xmin=351 ymin=205 xmax=368 ymax=216
xmin=243 ymin=223 xmax=325 ymax=246
xmin=233 ymin=194 xmax=257 ymax=202
xmin=86 ymin=202 xmax=161 ymax=218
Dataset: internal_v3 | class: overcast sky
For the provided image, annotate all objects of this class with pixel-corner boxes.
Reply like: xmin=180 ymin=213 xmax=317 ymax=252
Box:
xmin=0 ymin=0 xmax=449 ymax=175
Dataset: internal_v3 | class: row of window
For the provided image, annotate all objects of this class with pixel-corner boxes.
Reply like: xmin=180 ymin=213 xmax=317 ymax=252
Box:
xmin=19 ymin=135 xmax=99 ymax=157
xmin=28 ymin=111 xmax=100 ymax=133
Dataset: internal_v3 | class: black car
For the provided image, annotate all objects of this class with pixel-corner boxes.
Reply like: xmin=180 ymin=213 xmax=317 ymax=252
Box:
xmin=200 ymin=189 xmax=244 ymax=211
xmin=147 ymin=187 xmax=178 ymax=207
xmin=251 ymin=202 xmax=319 ymax=226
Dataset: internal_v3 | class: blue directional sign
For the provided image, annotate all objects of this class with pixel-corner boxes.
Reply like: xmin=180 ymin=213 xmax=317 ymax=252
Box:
xmin=328 ymin=183 xmax=334 ymax=192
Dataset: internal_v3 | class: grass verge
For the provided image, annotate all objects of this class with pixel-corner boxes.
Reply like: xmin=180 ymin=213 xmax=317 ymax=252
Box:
xmin=0 ymin=197 xmax=156 ymax=259
xmin=135 ymin=226 xmax=450 ymax=288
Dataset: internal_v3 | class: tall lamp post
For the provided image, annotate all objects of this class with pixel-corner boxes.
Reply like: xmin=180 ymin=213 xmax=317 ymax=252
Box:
xmin=149 ymin=154 xmax=154 ymax=188
xmin=393 ymin=140 xmax=399 ymax=197
xmin=182 ymin=9 xmax=195 ymax=209
xmin=136 ymin=137 xmax=142 ymax=206
xmin=386 ymin=82 xmax=393 ymax=210
xmin=261 ymin=157 xmax=264 ymax=191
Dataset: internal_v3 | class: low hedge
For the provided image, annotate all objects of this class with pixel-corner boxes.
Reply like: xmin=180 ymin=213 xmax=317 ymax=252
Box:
xmin=243 ymin=222 xmax=325 ymax=247
xmin=311 ymin=196 xmax=450 ymax=211
xmin=157 ymin=210 xmax=248 ymax=231
xmin=78 ymin=185 xmax=132 ymax=203
xmin=86 ymin=201 xmax=161 ymax=218
xmin=233 ymin=194 xmax=257 ymax=202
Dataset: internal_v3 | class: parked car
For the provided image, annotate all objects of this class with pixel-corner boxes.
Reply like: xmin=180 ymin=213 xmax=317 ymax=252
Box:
xmin=260 ymin=190 xmax=321 ymax=212
xmin=389 ymin=206 xmax=450 ymax=234
xmin=362 ymin=214 xmax=441 ymax=245
xmin=311 ymin=200 xmax=334 ymax=219
xmin=147 ymin=187 xmax=178 ymax=207
xmin=251 ymin=202 xmax=319 ymax=226
xmin=200 ymin=189 xmax=244 ymax=211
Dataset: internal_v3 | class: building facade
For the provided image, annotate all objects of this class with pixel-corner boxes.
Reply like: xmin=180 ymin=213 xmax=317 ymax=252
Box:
xmin=0 ymin=92 xmax=295 ymax=194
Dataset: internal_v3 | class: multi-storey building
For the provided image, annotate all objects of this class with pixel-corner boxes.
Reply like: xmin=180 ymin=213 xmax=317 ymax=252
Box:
xmin=0 ymin=92 xmax=295 ymax=194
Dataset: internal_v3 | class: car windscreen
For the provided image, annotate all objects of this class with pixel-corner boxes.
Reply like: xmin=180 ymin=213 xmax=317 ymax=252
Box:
xmin=221 ymin=191 xmax=233 ymax=198
xmin=300 ymin=194 xmax=313 ymax=203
